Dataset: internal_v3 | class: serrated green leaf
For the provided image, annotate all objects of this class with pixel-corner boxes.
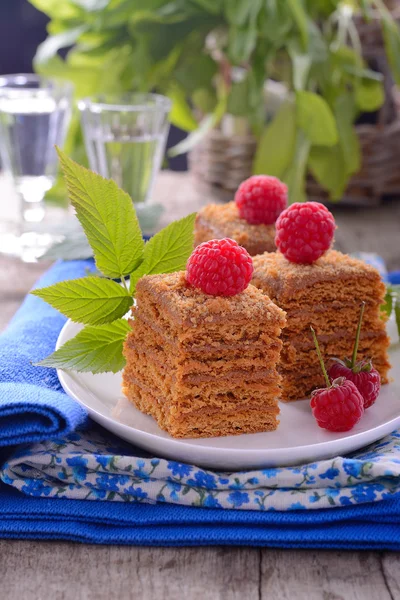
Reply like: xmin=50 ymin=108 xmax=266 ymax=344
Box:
xmin=32 ymin=277 xmax=132 ymax=326
xmin=57 ymin=148 xmax=145 ymax=279
xmin=130 ymin=213 xmax=196 ymax=293
xmin=36 ymin=320 xmax=131 ymax=374
xmin=296 ymin=91 xmax=338 ymax=146
xmin=253 ymin=101 xmax=296 ymax=177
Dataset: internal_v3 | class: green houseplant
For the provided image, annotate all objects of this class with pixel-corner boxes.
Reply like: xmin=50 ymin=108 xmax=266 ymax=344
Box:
xmin=30 ymin=0 xmax=400 ymax=204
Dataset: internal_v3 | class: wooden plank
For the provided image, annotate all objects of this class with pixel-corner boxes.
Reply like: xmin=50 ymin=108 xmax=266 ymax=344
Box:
xmin=260 ymin=550 xmax=397 ymax=600
xmin=0 ymin=255 xmax=49 ymax=331
xmin=0 ymin=542 xmax=260 ymax=600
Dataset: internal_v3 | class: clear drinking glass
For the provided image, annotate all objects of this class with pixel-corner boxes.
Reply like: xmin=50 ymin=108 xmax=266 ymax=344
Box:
xmin=78 ymin=93 xmax=171 ymax=206
xmin=0 ymin=74 xmax=73 ymax=259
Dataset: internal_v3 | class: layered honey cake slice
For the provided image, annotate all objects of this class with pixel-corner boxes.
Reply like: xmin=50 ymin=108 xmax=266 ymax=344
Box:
xmin=123 ymin=238 xmax=286 ymax=438
xmin=252 ymin=250 xmax=391 ymax=402
xmin=194 ymin=175 xmax=287 ymax=256
xmin=195 ymin=202 xmax=276 ymax=256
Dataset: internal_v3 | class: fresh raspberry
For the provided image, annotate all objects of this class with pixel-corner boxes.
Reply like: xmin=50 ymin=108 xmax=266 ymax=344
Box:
xmin=234 ymin=175 xmax=287 ymax=225
xmin=310 ymin=326 xmax=364 ymax=432
xmin=186 ymin=238 xmax=253 ymax=296
xmin=275 ymin=202 xmax=336 ymax=264
xmin=329 ymin=362 xmax=381 ymax=409
xmin=328 ymin=302 xmax=381 ymax=409
xmin=311 ymin=378 xmax=364 ymax=432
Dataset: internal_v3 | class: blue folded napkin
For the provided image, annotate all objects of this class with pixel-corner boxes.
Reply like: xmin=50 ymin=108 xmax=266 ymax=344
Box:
xmin=1 ymin=477 xmax=400 ymax=549
xmin=1 ymin=256 xmax=400 ymax=548
xmin=0 ymin=261 xmax=88 ymax=446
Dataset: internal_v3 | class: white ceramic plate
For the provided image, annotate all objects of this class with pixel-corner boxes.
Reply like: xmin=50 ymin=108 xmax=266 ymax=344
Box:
xmin=57 ymin=319 xmax=400 ymax=470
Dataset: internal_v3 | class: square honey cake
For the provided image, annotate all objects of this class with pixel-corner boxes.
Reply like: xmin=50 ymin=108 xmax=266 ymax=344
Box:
xmin=252 ymin=250 xmax=391 ymax=402
xmin=122 ymin=271 xmax=286 ymax=438
xmin=195 ymin=202 xmax=276 ymax=256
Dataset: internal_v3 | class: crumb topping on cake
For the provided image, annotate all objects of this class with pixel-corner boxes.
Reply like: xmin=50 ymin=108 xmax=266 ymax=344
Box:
xmin=252 ymin=250 xmax=381 ymax=299
xmin=136 ymin=271 xmax=286 ymax=327
xmin=197 ymin=202 xmax=275 ymax=247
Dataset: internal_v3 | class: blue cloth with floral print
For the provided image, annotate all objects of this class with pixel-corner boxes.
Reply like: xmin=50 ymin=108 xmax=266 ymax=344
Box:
xmin=1 ymin=257 xmax=400 ymax=548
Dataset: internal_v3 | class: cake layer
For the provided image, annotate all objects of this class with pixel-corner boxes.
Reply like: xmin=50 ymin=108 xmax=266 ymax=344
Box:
xmin=131 ymin=308 xmax=284 ymax=353
xmin=279 ymin=359 xmax=391 ymax=402
xmin=125 ymin=344 xmax=281 ymax=383
xmin=195 ymin=202 xmax=276 ymax=256
xmin=282 ymin=302 xmax=387 ymax=336
xmin=252 ymin=250 xmax=386 ymax=305
xmin=281 ymin=330 xmax=390 ymax=368
xmin=125 ymin=382 xmax=279 ymax=437
xmin=123 ymin=351 xmax=281 ymax=410
xmin=125 ymin=316 xmax=283 ymax=373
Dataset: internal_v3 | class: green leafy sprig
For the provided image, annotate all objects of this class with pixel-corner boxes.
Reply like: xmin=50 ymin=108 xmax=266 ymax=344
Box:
xmin=32 ymin=149 xmax=196 ymax=374
xmin=382 ymin=284 xmax=400 ymax=338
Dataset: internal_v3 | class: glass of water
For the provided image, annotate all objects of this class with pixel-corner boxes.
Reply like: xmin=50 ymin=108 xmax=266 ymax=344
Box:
xmin=0 ymin=74 xmax=73 ymax=259
xmin=78 ymin=93 xmax=171 ymax=206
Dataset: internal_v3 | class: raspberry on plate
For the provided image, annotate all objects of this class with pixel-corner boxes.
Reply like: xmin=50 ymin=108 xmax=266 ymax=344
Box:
xmin=186 ymin=238 xmax=254 ymax=297
xmin=328 ymin=301 xmax=381 ymax=409
xmin=275 ymin=201 xmax=336 ymax=264
xmin=310 ymin=327 xmax=364 ymax=432
xmin=234 ymin=175 xmax=287 ymax=226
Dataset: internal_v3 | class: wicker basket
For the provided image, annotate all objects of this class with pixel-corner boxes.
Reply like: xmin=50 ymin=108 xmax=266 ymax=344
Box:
xmin=189 ymin=7 xmax=400 ymax=206
xmin=188 ymin=130 xmax=257 ymax=203
xmin=189 ymin=112 xmax=400 ymax=206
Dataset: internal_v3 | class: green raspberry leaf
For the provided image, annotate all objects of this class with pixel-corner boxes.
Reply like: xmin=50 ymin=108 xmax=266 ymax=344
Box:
xmin=56 ymin=147 xmax=144 ymax=279
xmin=32 ymin=277 xmax=132 ymax=326
xmin=130 ymin=213 xmax=196 ymax=293
xmin=35 ymin=319 xmax=131 ymax=374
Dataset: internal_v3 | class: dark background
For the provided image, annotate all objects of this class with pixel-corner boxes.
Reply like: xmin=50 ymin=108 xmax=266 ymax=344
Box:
xmin=0 ymin=0 xmax=186 ymax=170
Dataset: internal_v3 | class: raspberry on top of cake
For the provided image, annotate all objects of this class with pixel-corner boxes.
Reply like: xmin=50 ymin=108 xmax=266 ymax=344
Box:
xmin=123 ymin=238 xmax=286 ymax=438
xmin=194 ymin=175 xmax=287 ymax=256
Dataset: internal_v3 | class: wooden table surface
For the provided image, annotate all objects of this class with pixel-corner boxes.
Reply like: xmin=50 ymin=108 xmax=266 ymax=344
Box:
xmin=1 ymin=172 xmax=400 ymax=599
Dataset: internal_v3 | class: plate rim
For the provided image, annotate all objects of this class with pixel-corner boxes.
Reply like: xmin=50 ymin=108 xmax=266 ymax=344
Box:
xmin=56 ymin=318 xmax=400 ymax=464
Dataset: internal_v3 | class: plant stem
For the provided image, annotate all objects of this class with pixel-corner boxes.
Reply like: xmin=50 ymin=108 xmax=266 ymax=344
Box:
xmin=310 ymin=326 xmax=330 ymax=388
xmin=121 ymin=276 xmax=129 ymax=293
xmin=351 ymin=301 xmax=365 ymax=368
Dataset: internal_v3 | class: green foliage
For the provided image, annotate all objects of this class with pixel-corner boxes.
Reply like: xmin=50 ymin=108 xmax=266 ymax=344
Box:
xmin=32 ymin=277 xmax=133 ymax=326
xmin=296 ymin=91 xmax=338 ymax=146
xmin=36 ymin=320 xmax=132 ymax=374
xmin=29 ymin=0 xmax=400 ymax=201
xmin=383 ymin=285 xmax=400 ymax=338
xmin=253 ymin=102 xmax=297 ymax=178
xmin=129 ymin=212 xmax=197 ymax=293
xmin=33 ymin=151 xmax=196 ymax=374
xmin=57 ymin=149 xmax=145 ymax=279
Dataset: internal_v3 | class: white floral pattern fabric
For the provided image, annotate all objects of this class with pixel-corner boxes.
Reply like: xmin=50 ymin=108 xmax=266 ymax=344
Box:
xmin=2 ymin=427 xmax=400 ymax=511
